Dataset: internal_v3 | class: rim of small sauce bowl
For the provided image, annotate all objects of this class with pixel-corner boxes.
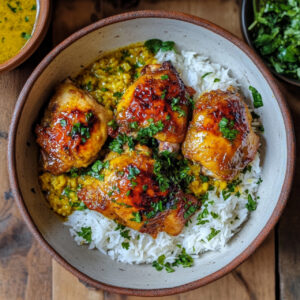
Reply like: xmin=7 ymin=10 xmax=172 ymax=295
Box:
xmin=0 ymin=0 xmax=51 ymax=73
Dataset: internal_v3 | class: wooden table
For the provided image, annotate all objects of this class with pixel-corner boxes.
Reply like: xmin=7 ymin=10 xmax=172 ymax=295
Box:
xmin=1 ymin=1 xmax=299 ymax=299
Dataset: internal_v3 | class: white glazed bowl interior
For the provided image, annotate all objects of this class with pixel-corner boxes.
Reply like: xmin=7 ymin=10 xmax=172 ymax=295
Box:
xmin=14 ymin=16 xmax=288 ymax=290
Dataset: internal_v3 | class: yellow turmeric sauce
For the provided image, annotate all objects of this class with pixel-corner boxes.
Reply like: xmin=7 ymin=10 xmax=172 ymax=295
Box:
xmin=0 ymin=0 xmax=37 ymax=64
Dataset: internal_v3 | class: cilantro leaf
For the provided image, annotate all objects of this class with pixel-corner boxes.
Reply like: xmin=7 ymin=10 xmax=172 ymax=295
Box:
xmin=77 ymin=227 xmax=92 ymax=243
xmin=249 ymin=86 xmax=264 ymax=108
xmin=246 ymin=194 xmax=257 ymax=211
xmin=144 ymin=39 xmax=175 ymax=54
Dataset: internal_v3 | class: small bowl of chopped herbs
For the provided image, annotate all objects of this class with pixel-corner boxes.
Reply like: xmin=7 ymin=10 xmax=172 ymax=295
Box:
xmin=241 ymin=0 xmax=300 ymax=86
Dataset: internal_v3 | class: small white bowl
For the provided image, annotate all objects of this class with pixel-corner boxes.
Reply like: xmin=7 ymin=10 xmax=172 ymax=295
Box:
xmin=8 ymin=10 xmax=295 ymax=296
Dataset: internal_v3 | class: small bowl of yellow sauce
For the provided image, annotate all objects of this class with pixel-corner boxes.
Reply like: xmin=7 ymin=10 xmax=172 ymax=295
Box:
xmin=0 ymin=0 xmax=51 ymax=72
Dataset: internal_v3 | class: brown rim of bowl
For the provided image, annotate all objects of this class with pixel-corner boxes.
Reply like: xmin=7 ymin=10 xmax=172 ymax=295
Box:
xmin=8 ymin=10 xmax=295 ymax=297
xmin=0 ymin=0 xmax=51 ymax=73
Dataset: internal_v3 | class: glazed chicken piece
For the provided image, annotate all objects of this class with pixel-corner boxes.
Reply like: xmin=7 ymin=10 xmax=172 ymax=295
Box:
xmin=36 ymin=81 xmax=110 ymax=175
xmin=78 ymin=145 xmax=200 ymax=237
xmin=182 ymin=88 xmax=259 ymax=181
xmin=114 ymin=61 xmax=190 ymax=152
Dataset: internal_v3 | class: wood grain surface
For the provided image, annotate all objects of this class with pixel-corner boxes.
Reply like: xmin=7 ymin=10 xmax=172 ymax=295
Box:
xmin=0 ymin=0 xmax=299 ymax=299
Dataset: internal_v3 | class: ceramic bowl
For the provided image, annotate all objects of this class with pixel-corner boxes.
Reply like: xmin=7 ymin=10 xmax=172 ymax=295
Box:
xmin=241 ymin=0 xmax=300 ymax=87
xmin=8 ymin=11 xmax=295 ymax=296
xmin=0 ymin=0 xmax=51 ymax=73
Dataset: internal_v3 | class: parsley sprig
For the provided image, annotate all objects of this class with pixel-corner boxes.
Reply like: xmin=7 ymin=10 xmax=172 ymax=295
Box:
xmin=77 ymin=227 xmax=92 ymax=243
xmin=171 ymin=98 xmax=186 ymax=117
xmin=153 ymin=150 xmax=194 ymax=192
xmin=144 ymin=39 xmax=175 ymax=54
xmin=152 ymin=247 xmax=194 ymax=273
xmin=249 ymin=86 xmax=264 ymax=108
xmin=218 ymin=117 xmax=239 ymax=141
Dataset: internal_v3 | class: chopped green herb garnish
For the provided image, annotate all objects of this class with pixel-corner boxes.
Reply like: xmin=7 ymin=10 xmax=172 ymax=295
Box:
xmin=201 ymin=72 xmax=213 ymax=79
xmin=200 ymin=175 xmax=209 ymax=182
xmin=242 ymin=165 xmax=252 ymax=174
xmin=246 ymin=194 xmax=257 ymax=211
xmin=218 ymin=117 xmax=239 ymax=141
xmin=258 ymin=125 xmax=265 ymax=132
xmin=130 ymin=211 xmax=142 ymax=223
xmin=172 ymin=248 xmax=194 ymax=268
xmin=84 ymin=81 xmax=93 ymax=92
xmin=142 ymin=185 xmax=148 ymax=191
xmin=214 ymin=78 xmax=220 ymax=82
xmin=136 ymin=120 xmax=164 ymax=144
xmin=113 ymin=92 xmax=124 ymax=99
xmin=120 ymin=229 xmax=131 ymax=240
xmin=25 ymin=16 xmax=29 ymax=22
xmin=153 ymin=151 xmax=194 ymax=193
xmin=69 ymin=122 xmax=90 ymax=142
xmin=152 ymin=247 xmax=193 ymax=273
xmin=171 ymin=97 xmax=186 ymax=117
xmin=211 ymin=212 xmax=219 ymax=219
xmin=144 ymin=39 xmax=175 ymax=54
xmin=121 ymin=242 xmax=130 ymax=250
xmin=109 ymin=134 xmax=134 ymax=154
xmin=183 ymin=205 xmax=198 ymax=219
xmin=108 ymin=119 xmax=118 ymax=130
xmin=77 ymin=202 xmax=87 ymax=210
xmin=130 ymin=121 xmax=139 ymax=130
xmin=249 ymin=86 xmax=264 ymax=108
xmin=69 ymin=167 xmax=78 ymax=178
xmin=85 ymin=112 xmax=93 ymax=122
xmin=31 ymin=4 xmax=36 ymax=10
xmin=60 ymin=119 xmax=67 ymax=127
xmin=188 ymin=96 xmax=195 ymax=110
xmin=197 ymin=207 xmax=209 ymax=225
xmin=115 ymin=223 xmax=125 ymax=231
xmin=77 ymin=227 xmax=92 ymax=243
xmin=128 ymin=165 xmax=140 ymax=180
xmin=161 ymin=75 xmax=169 ymax=80
xmin=83 ymin=160 xmax=109 ymax=180
xmin=121 ymin=49 xmax=130 ymax=60
xmin=7 ymin=3 xmax=16 ymax=12
xmin=251 ymin=111 xmax=260 ymax=119
xmin=21 ymin=32 xmax=31 ymax=40
xmin=207 ymin=228 xmax=220 ymax=241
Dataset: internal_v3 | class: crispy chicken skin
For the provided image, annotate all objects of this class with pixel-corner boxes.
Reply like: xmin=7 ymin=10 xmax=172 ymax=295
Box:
xmin=182 ymin=88 xmax=259 ymax=181
xmin=78 ymin=146 xmax=199 ymax=237
xmin=114 ymin=62 xmax=190 ymax=151
xmin=36 ymin=81 xmax=110 ymax=175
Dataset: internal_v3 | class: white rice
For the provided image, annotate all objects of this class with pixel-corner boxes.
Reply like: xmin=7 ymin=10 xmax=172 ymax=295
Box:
xmin=65 ymin=49 xmax=262 ymax=264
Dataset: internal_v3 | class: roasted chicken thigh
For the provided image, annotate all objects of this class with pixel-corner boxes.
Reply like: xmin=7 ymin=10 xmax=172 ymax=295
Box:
xmin=114 ymin=62 xmax=190 ymax=152
xmin=36 ymin=81 xmax=110 ymax=175
xmin=182 ymin=88 xmax=259 ymax=181
xmin=78 ymin=146 xmax=199 ymax=237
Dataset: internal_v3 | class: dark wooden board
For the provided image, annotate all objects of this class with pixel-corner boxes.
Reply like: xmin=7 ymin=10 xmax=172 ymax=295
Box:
xmin=278 ymin=83 xmax=300 ymax=300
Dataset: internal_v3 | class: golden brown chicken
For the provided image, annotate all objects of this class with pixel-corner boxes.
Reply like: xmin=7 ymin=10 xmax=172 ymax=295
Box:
xmin=36 ymin=81 xmax=110 ymax=175
xmin=78 ymin=145 xmax=200 ymax=237
xmin=182 ymin=88 xmax=259 ymax=181
xmin=113 ymin=62 xmax=190 ymax=152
